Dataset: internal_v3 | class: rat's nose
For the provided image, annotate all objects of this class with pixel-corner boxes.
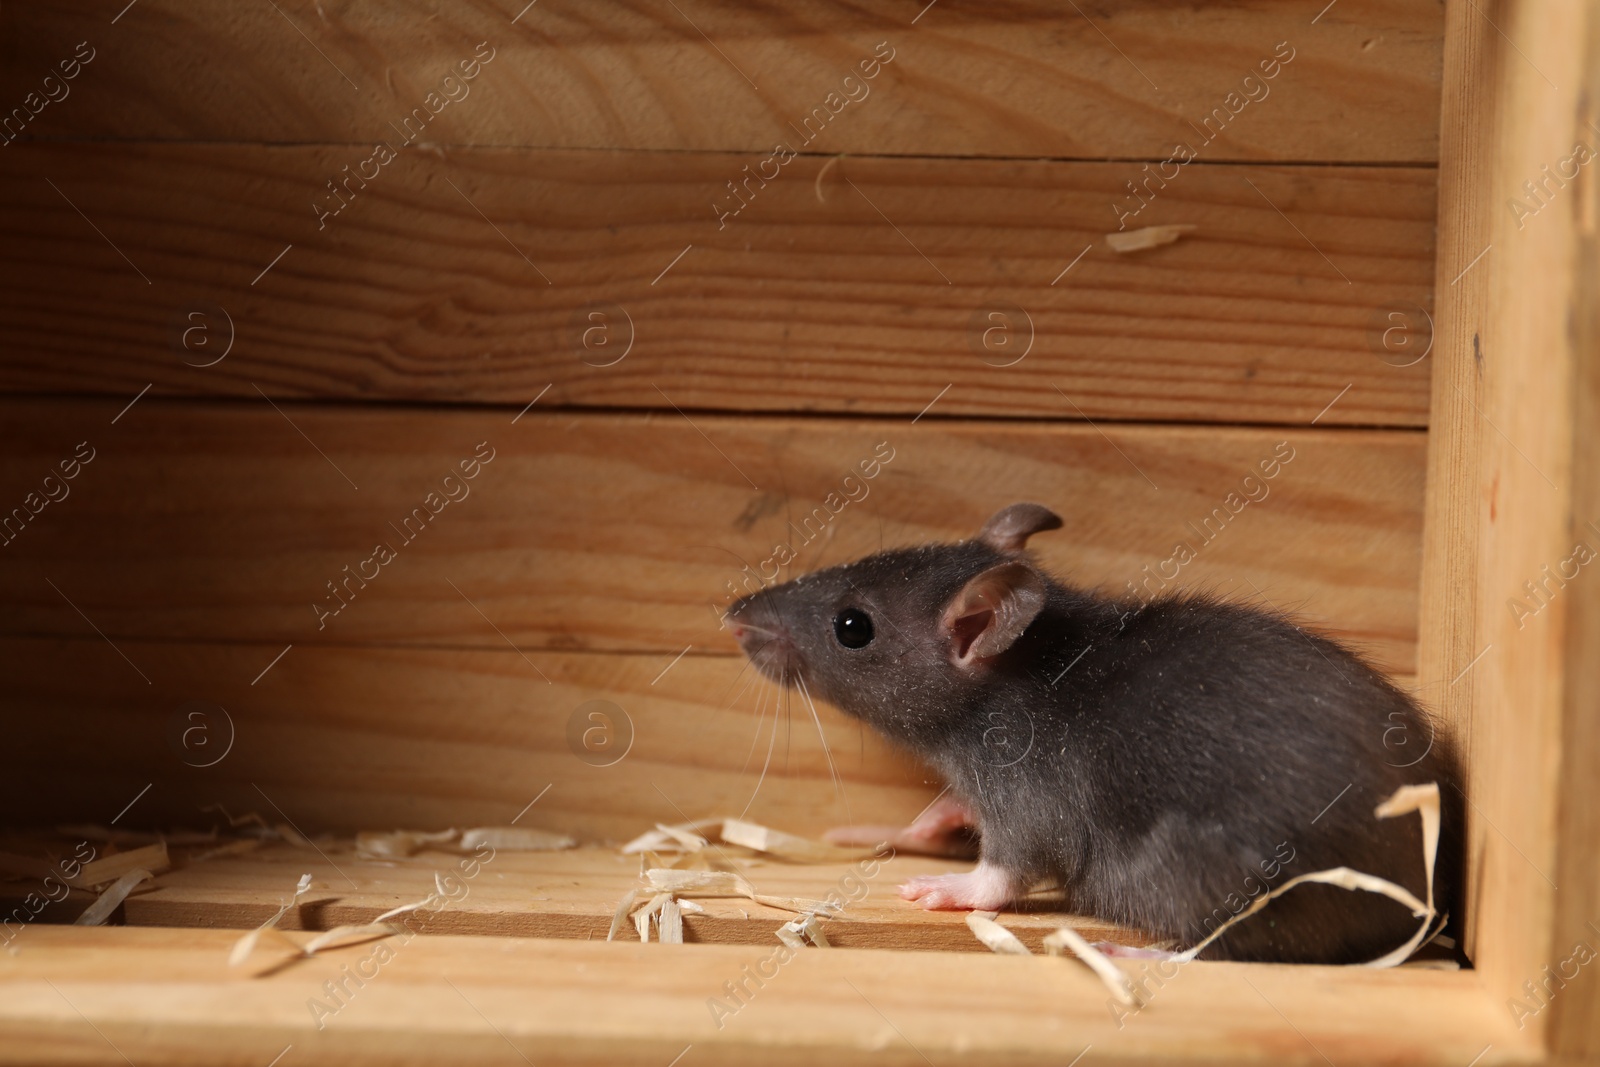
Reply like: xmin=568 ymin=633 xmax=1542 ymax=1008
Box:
xmin=725 ymin=595 xmax=792 ymax=663
xmin=727 ymin=614 xmax=786 ymax=653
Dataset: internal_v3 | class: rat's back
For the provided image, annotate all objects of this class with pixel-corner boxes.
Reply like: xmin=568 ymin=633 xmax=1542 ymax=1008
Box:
xmin=1026 ymin=591 xmax=1460 ymax=962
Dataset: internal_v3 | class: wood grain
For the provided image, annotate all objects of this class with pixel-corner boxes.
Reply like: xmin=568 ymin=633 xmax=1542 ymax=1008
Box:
xmin=0 ymin=926 xmax=1531 ymax=1067
xmin=0 ymin=143 xmax=1435 ymax=425
xmin=1415 ymin=0 xmax=1500 ymax=967
xmin=1418 ymin=0 xmax=1600 ymax=1043
xmin=0 ymin=0 xmax=1443 ymax=161
xmin=0 ymin=631 xmax=1418 ymax=840
xmin=1552 ymin=6 xmax=1600 ymax=1058
xmin=0 ymin=637 xmax=936 ymax=841
xmin=0 ymin=401 xmax=1426 ymax=671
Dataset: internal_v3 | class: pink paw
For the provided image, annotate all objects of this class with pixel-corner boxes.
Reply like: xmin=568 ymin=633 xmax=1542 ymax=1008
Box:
xmin=899 ymin=862 xmax=1018 ymax=911
xmin=1088 ymin=941 xmax=1182 ymax=960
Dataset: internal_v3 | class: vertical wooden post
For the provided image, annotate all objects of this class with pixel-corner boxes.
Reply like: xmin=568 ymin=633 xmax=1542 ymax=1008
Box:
xmin=1550 ymin=5 xmax=1600 ymax=1057
xmin=1420 ymin=0 xmax=1600 ymax=1049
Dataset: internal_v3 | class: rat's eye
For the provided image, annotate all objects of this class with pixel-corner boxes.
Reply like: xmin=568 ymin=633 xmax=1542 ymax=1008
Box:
xmin=833 ymin=608 xmax=875 ymax=649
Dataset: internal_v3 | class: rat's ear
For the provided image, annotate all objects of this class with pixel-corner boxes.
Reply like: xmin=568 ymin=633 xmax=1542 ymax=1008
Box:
xmin=978 ymin=503 xmax=1063 ymax=554
xmin=942 ymin=561 xmax=1047 ymax=666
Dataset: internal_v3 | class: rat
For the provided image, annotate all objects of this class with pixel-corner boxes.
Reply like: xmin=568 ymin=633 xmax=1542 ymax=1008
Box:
xmin=725 ymin=503 xmax=1460 ymax=963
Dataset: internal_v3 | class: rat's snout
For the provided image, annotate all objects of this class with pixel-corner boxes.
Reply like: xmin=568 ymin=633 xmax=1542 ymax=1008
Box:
xmin=725 ymin=594 xmax=800 ymax=682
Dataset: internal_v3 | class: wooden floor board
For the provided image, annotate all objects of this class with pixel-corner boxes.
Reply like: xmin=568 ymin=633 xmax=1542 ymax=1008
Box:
xmin=0 ymin=926 xmax=1527 ymax=1067
xmin=0 ymin=837 xmax=1143 ymax=952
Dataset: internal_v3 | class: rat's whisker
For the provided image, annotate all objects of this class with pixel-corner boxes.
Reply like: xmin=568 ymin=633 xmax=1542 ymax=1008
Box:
xmin=741 ymin=673 xmax=783 ymax=818
xmin=688 ymin=654 xmax=760 ymax=746
xmin=740 ymin=672 xmax=774 ymax=775
xmin=783 ymin=670 xmax=793 ymax=776
xmin=726 ymin=619 xmax=780 ymax=640
xmin=796 ymin=672 xmax=851 ymax=825
xmin=718 ymin=661 xmax=762 ymax=735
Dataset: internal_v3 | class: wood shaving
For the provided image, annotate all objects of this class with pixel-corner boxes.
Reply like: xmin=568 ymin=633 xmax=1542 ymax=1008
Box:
xmin=67 ymin=842 xmax=169 ymax=889
xmin=373 ymin=898 xmax=431 ymax=924
xmin=276 ymin=824 xmax=313 ymax=848
xmin=775 ymin=919 xmax=808 ymax=950
xmin=355 ymin=829 xmax=460 ymax=859
xmin=644 ymin=867 xmax=830 ymax=915
xmin=658 ymin=897 xmax=684 ymax=944
xmin=634 ymin=892 xmax=670 ymax=942
xmin=458 ymin=827 xmax=574 ymax=852
xmin=814 ymin=154 xmax=844 ymax=202
xmin=606 ymin=889 xmax=638 ymax=942
xmin=1174 ymin=782 xmax=1442 ymax=968
xmin=355 ymin=826 xmax=573 ymax=859
xmin=800 ymin=912 xmax=829 ymax=947
xmin=682 ymin=851 xmax=732 ymax=871
xmin=775 ymin=911 xmax=830 ymax=949
xmin=966 ymin=912 xmax=1031 ymax=956
xmin=620 ymin=818 xmax=725 ymax=855
xmin=620 ymin=828 xmax=678 ymax=855
xmin=228 ymin=869 xmax=492 ymax=971
xmin=302 ymin=923 xmax=397 ymax=955
xmin=229 ymin=873 xmax=314 ymax=968
xmin=72 ymin=868 xmax=154 ymax=926
xmin=1044 ymin=925 xmax=1141 ymax=1007
xmin=621 ymin=815 xmax=866 ymax=864
xmin=651 ymin=822 xmax=711 ymax=852
xmin=720 ymin=818 xmax=869 ymax=862
xmin=1105 ymin=224 xmax=1196 ymax=253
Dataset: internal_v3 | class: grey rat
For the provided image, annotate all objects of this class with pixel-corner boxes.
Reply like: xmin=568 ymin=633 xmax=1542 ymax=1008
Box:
xmin=726 ymin=503 xmax=1460 ymax=963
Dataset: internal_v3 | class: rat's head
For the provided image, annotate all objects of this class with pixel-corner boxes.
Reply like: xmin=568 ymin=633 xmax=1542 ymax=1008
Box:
xmin=724 ymin=503 xmax=1062 ymax=737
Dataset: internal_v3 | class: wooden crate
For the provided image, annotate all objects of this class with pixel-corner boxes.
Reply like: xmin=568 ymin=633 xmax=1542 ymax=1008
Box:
xmin=0 ymin=0 xmax=1596 ymax=1063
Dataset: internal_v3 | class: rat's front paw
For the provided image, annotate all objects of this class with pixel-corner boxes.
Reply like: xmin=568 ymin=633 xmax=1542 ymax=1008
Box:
xmin=899 ymin=862 xmax=1018 ymax=911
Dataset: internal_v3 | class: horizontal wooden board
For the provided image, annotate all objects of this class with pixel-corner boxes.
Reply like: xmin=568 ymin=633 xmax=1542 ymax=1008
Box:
xmin=0 ymin=926 xmax=1529 ymax=1067
xmin=0 ymin=837 xmax=1146 ymax=952
xmin=0 ymin=1 xmax=1442 ymax=161
xmin=0 ymin=639 xmax=937 ymax=841
xmin=0 ymin=401 xmax=1426 ymax=671
xmin=0 ymin=633 xmax=1416 ymax=846
xmin=0 ymin=144 xmax=1435 ymax=425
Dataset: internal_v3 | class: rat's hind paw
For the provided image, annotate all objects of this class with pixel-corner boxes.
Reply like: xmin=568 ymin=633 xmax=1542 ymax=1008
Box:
xmin=899 ymin=862 xmax=1019 ymax=911
xmin=1088 ymin=941 xmax=1183 ymax=960
xmin=826 ymin=793 xmax=979 ymax=859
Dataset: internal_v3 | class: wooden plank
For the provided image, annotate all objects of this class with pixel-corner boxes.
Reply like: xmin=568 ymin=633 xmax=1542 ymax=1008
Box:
xmin=0 ymin=401 xmax=1426 ymax=670
xmin=1539 ymin=4 xmax=1600 ymax=1060
xmin=1551 ymin=4 xmax=1600 ymax=1055
xmin=0 ymin=632 xmax=1417 ymax=846
xmin=0 ymin=0 xmax=1443 ymax=162
xmin=0 ymin=838 xmax=1142 ymax=952
xmin=1419 ymin=0 xmax=1600 ymax=1046
xmin=0 ymin=639 xmax=933 ymax=842
xmin=0 ymin=143 xmax=1435 ymax=426
xmin=0 ymin=926 xmax=1529 ymax=1067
